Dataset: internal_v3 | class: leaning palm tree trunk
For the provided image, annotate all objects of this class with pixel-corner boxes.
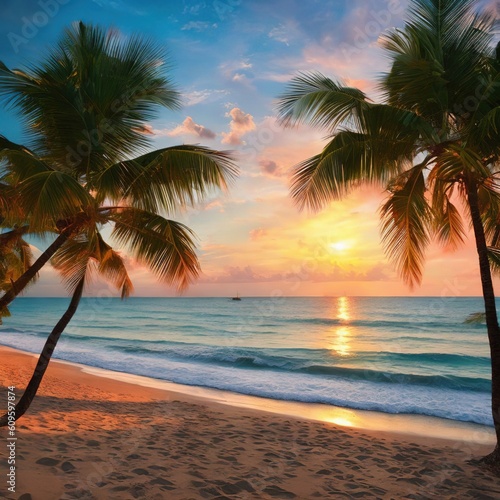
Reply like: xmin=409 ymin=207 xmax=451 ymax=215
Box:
xmin=0 ymin=277 xmax=84 ymax=426
xmin=0 ymin=231 xmax=69 ymax=314
xmin=467 ymin=180 xmax=500 ymax=460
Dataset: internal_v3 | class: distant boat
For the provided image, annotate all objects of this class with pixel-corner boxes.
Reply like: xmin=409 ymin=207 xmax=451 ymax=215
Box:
xmin=232 ymin=292 xmax=242 ymax=301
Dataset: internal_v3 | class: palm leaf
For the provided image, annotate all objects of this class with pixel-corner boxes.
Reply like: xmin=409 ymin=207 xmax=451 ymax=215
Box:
xmin=290 ymin=109 xmax=430 ymax=212
xmin=93 ymin=145 xmax=238 ymax=213
xmin=0 ymin=22 xmax=181 ymax=173
xmin=17 ymin=171 xmax=94 ymax=229
xmin=432 ymin=195 xmax=465 ymax=249
xmin=109 ymin=208 xmax=200 ymax=290
xmin=0 ymin=136 xmax=53 ymax=183
xmin=52 ymin=230 xmax=133 ymax=297
xmin=381 ymin=0 xmax=493 ymax=126
xmin=0 ymin=227 xmax=36 ymax=290
xmin=51 ymin=234 xmax=96 ymax=294
xmin=95 ymin=233 xmax=133 ymax=298
xmin=380 ymin=164 xmax=432 ymax=288
xmin=276 ymin=72 xmax=369 ymax=131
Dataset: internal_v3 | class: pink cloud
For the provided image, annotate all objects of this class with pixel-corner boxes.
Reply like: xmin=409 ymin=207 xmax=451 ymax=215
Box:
xmin=249 ymin=228 xmax=268 ymax=241
xmin=221 ymin=107 xmax=256 ymax=145
xmin=259 ymin=159 xmax=286 ymax=178
xmin=200 ymin=262 xmax=391 ymax=285
xmin=166 ymin=116 xmax=216 ymax=139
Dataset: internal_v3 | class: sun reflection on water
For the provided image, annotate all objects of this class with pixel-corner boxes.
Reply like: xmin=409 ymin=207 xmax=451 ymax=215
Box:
xmin=337 ymin=296 xmax=350 ymax=321
xmin=328 ymin=296 xmax=353 ymax=357
xmin=333 ymin=326 xmax=350 ymax=356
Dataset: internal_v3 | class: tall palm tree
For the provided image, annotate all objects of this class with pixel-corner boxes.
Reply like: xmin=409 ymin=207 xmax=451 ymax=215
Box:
xmin=0 ymin=23 xmax=237 ymax=311
xmin=277 ymin=0 xmax=500 ymax=463
xmin=0 ymin=22 xmax=237 ymax=423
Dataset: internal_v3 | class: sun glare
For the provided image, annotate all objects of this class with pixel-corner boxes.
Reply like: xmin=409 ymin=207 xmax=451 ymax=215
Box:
xmin=329 ymin=241 xmax=351 ymax=252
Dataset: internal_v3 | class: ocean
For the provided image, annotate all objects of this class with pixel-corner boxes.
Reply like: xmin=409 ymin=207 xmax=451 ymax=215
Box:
xmin=1 ymin=296 xmax=493 ymax=426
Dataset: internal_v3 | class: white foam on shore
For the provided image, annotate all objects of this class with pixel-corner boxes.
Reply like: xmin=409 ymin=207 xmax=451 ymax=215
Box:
xmin=78 ymin=359 xmax=494 ymax=445
xmin=4 ymin=344 xmax=495 ymax=445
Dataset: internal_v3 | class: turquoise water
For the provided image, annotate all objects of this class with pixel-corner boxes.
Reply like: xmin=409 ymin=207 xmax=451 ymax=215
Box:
xmin=1 ymin=296 xmax=493 ymax=425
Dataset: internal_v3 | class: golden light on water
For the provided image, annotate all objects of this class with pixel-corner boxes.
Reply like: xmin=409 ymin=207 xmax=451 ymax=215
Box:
xmin=337 ymin=296 xmax=350 ymax=321
xmin=332 ymin=326 xmax=351 ymax=356
xmin=327 ymin=296 xmax=353 ymax=357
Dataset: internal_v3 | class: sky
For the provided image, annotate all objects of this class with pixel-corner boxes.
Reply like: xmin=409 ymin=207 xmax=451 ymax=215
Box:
xmin=0 ymin=0 xmax=499 ymax=298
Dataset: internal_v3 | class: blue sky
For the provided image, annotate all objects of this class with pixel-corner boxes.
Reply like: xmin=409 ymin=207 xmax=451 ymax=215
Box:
xmin=1 ymin=0 xmax=499 ymax=297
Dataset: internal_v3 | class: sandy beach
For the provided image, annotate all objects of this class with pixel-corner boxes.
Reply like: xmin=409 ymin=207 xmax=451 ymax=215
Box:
xmin=1 ymin=346 xmax=499 ymax=500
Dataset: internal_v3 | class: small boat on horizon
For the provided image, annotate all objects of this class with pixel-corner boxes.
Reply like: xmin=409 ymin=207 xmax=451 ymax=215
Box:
xmin=232 ymin=292 xmax=242 ymax=301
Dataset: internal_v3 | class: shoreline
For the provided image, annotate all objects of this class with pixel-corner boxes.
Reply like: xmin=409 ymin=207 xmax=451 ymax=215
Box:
xmin=1 ymin=345 xmax=499 ymax=499
xmin=1 ymin=344 xmax=495 ymax=445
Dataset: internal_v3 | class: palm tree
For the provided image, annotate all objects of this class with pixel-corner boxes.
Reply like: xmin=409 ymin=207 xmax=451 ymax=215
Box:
xmin=277 ymin=0 xmax=500 ymax=463
xmin=0 ymin=22 xmax=237 ymax=423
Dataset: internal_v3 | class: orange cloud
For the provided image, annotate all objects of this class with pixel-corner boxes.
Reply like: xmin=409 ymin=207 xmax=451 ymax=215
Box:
xmin=221 ymin=107 xmax=256 ymax=145
xmin=165 ymin=116 xmax=216 ymax=139
xmin=249 ymin=228 xmax=268 ymax=241
xmin=258 ymin=159 xmax=286 ymax=178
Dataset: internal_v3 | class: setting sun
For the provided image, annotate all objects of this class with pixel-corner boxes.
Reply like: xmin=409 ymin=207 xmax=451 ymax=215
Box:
xmin=329 ymin=241 xmax=352 ymax=252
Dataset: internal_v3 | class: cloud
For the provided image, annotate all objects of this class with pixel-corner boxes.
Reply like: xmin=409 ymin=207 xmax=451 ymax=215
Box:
xmin=249 ymin=228 xmax=268 ymax=241
xmin=201 ymin=262 xmax=391 ymax=284
xmin=182 ymin=3 xmax=205 ymax=15
xmin=181 ymin=21 xmax=216 ymax=31
xmin=220 ymin=60 xmax=254 ymax=86
xmin=202 ymin=266 xmax=267 ymax=283
xmin=232 ymin=73 xmax=251 ymax=84
xmin=269 ymin=25 xmax=290 ymax=45
xmin=259 ymin=159 xmax=286 ymax=178
xmin=91 ymin=0 xmax=145 ymax=15
xmin=165 ymin=117 xmax=217 ymax=139
xmin=221 ymin=107 xmax=256 ymax=145
xmin=268 ymin=21 xmax=301 ymax=46
xmin=204 ymin=200 xmax=224 ymax=212
xmin=183 ymin=89 xmax=229 ymax=106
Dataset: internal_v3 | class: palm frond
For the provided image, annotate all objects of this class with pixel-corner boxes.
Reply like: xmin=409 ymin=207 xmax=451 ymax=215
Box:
xmin=381 ymin=0 xmax=494 ymax=125
xmin=0 ymin=228 xmax=36 ymax=291
xmin=0 ymin=22 xmax=181 ymax=173
xmin=95 ymin=233 xmax=133 ymax=299
xmin=290 ymin=116 xmax=425 ymax=211
xmin=432 ymin=194 xmax=465 ymax=249
xmin=109 ymin=208 xmax=200 ymax=290
xmin=0 ymin=182 xmax=26 ymax=226
xmin=276 ymin=72 xmax=369 ymax=131
xmin=17 ymin=171 xmax=94 ymax=229
xmin=431 ymin=145 xmax=491 ymax=182
xmin=470 ymin=105 xmax=500 ymax=157
xmin=0 ymin=136 xmax=53 ymax=183
xmin=51 ymin=233 xmax=96 ymax=293
xmin=487 ymin=244 xmax=500 ymax=277
xmin=93 ymin=145 xmax=238 ymax=213
xmin=480 ymin=184 xmax=500 ymax=245
xmin=380 ymin=164 xmax=432 ymax=288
